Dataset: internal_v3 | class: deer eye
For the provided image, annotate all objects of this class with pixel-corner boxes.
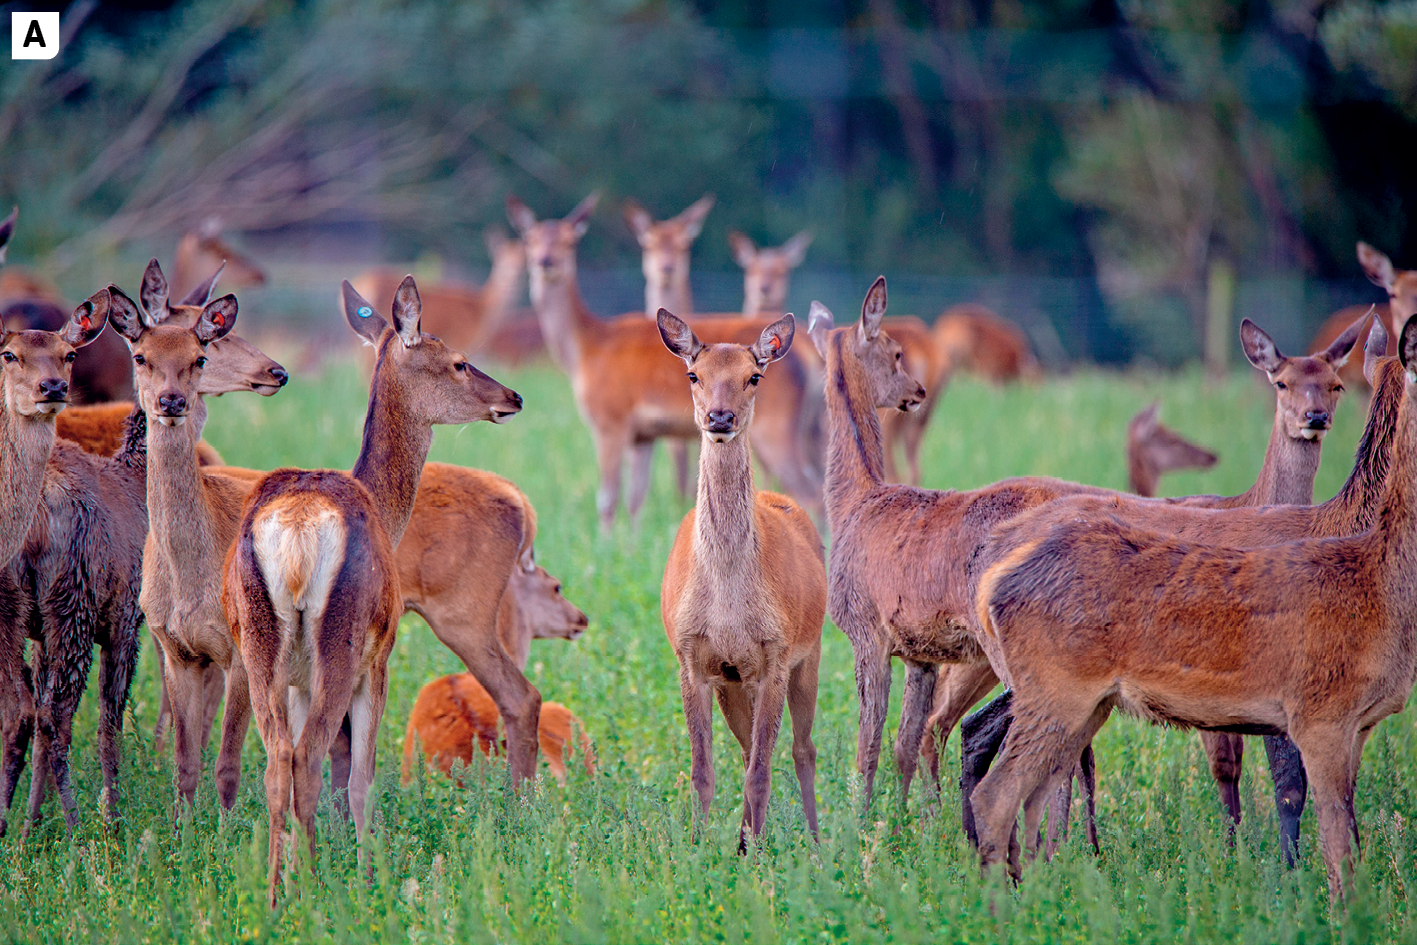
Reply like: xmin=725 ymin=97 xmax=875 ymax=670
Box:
xmin=133 ymin=354 xmax=146 ymax=366
xmin=1 ymin=352 xmax=15 ymax=364
xmin=686 ymin=372 xmax=698 ymax=384
xmin=895 ymin=351 xmax=902 ymax=361
xmin=553 ymin=584 xmax=562 ymax=594
xmin=195 ymin=356 xmax=207 ymax=369
xmin=65 ymin=351 xmax=77 ymax=363
xmin=1274 ymin=381 xmax=1286 ymax=390
xmin=749 ymin=373 xmax=762 ymax=386
xmin=1333 ymin=385 xmax=1344 ymax=393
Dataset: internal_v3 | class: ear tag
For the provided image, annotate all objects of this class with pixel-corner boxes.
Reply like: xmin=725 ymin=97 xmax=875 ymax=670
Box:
xmin=212 ymin=313 xmax=225 ymax=327
xmin=79 ymin=316 xmax=92 ymax=332
xmin=358 ymin=306 xmax=373 ymax=318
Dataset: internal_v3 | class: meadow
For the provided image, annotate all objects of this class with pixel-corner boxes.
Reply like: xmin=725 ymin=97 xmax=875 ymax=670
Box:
xmin=1 ymin=357 xmax=1414 ymax=944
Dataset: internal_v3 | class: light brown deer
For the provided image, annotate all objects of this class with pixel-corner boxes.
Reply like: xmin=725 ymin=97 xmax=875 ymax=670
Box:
xmin=351 ymin=229 xmax=526 ymax=362
xmin=508 ymin=194 xmax=820 ymax=528
xmin=727 ymin=230 xmax=813 ymax=318
xmin=171 ymin=218 xmax=267 ymax=302
xmin=1309 ymin=242 xmax=1417 ymax=387
xmin=932 ymin=304 xmax=1041 ymax=383
xmin=658 ymin=309 xmax=827 ymax=847
xmin=1126 ymin=402 xmax=1218 ymax=497
xmin=966 ymin=314 xmax=1417 ymax=902
xmin=878 ymin=316 xmax=953 ymax=486
xmin=222 ymin=276 xmax=522 ymax=908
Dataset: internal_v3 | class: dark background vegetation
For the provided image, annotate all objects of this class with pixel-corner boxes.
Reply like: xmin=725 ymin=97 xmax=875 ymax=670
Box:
xmin=1 ymin=0 xmax=1415 ymax=364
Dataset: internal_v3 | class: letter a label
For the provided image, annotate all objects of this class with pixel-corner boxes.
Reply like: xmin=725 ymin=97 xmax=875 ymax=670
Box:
xmin=12 ymin=12 xmax=60 ymax=60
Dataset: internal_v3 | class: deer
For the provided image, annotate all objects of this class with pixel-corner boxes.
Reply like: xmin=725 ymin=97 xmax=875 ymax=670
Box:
xmin=55 ymin=401 xmax=226 ymax=467
xmin=658 ymin=309 xmax=827 ymax=847
xmin=932 ymin=304 xmax=1041 ymax=384
xmin=877 ymin=316 xmax=953 ymax=486
xmin=351 ymin=228 xmax=526 ymax=364
xmin=402 ymin=674 xmax=595 ymax=787
xmin=965 ymin=313 xmax=1417 ymax=902
xmin=955 ymin=316 xmax=1389 ymax=866
xmin=170 ymin=218 xmax=267 ymax=302
xmin=727 ymin=230 xmax=814 ymax=318
xmin=1309 ymin=242 xmax=1417 ymax=388
xmin=508 ymin=194 xmax=820 ymax=529
xmin=1126 ymin=402 xmax=1219 ymax=497
xmin=222 ymin=275 xmax=522 ymax=908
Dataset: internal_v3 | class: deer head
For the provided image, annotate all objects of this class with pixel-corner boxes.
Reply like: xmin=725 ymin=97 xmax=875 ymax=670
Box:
xmin=0 ymin=206 xmax=16 ymax=265
xmin=729 ymin=230 xmax=812 ymax=316
xmin=1241 ymin=312 xmax=1363 ymax=441
xmin=807 ymin=276 xmax=926 ymax=413
xmin=0 ymin=289 xmax=107 ymax=417
xmin=341 ymin=275 xmax=522 ymax=425
xmin=507 ymin=193 xmax=600 ymax=291
xmin=178 ymin=219 xmax=267 ymax=290
xmin=624 ymin=194 xmax=714 ymax=308
xmin=1359 ymin=242 xmax=1417 ymax=341
xmin=658 ymin=308 xmax=794 ymax=444
xmin=1127 ymin=403 xmax=1218 ymax=496
xmin=512 ymin=560 xmax=589 ymax=642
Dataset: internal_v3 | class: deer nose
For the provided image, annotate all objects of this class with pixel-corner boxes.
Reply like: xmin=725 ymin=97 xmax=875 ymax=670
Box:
xmin=1305 ymin=409 xmax=1330 ymax=428
xmin=38 ymin=378 xmax=68 ymax=401
xmin=539 ymin=256 xmax=554 ymax=268
xmin=158 ymin=393 xmax=187 ymax=415
xmin=706 ymin=409 xmax=735 ymax=432
xmin=270 ymin=366 xmax=289 ymax=387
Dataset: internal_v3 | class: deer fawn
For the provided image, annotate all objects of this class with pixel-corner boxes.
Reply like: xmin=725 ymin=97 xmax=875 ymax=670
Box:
xmin=222 ymin=276 xmax=521 ymax=908
xmin=1309 ymin=242 xmax=1417 ymax=387
xmin=727 ymin=230 xmax=813 ymax=318
xmin=508 ymin=194 xmax=820 ymax=529
xmin=967 ymin=313 xmax=1417 ymax=902
xmin=1126 ymin=402 xmax=1218 ymax=497
xmin=658 ymin=309 xmax=827 ymax=847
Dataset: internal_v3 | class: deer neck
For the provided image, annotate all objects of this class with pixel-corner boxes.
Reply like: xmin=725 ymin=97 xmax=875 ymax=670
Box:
xmin=823 ymin=330 xmax=887 ymax=533
xmin=1378 ymin=387 xmax=1417 ymax=606
xmin=528 ymin=265 xmax=592 ymax=372
xmin=145 ymin=397 xmax=215 ymax=571
xmin=350 ymin=351 xmax=433 ymax=549
xmin=1329 ymin=364 xmax=1401 ymax=532
xmin=691 ymin=429 xmax=760 ymax=579
xmin=0 ymin=404 xmax=56 ymax=562
xmin=1247 ymin=413 xmax=1323 ymax=506
xmin=647 ymin=273 xmax=692 ymax=318
xmin=478 ymin=256 xmax=524 ymax=341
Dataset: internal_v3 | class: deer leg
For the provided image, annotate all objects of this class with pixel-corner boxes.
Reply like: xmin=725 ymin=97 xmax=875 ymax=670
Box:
xmin=292 ymin=679 xmax=351 ymax=876
xmin=213 ymin=657 xmax=252 ymax=811
xmin=152 ymin=633 xmax=172 ymax=754
xmin=1199 ymin=731 xmax=1245 ymax=834
xmin=0 ymin=649 xmax=36 ymax=839
xmin=893 ymin=660 xmax=938 ymax=805
xmin=1263 ymin=734 xmax=1308 ymax=867
xmin=678 ymin=662 xmax=715 ymax=827
xmin=96 ymin=605 xmax=141 ymax=823
xmin=199 ymin=662 xmax=226 ymax=753
xmin=593 ymin=428 xmax=629 ymax=531
xmin=922 ymin=662 xmax=1000 ymax=789
xmin=853 ymin=639 xmax=893 ymax=810
xmin=627 ymin=441 xmax=657 ymax=523
xmin=328 ymin=715 xmax=353 ymax=820
xmin=787 ymin=643 xmax=821 ymax=842
xmin=347 ymin=661 xmax=389 ymax=879
xmin=714 ymin=684 xmax=753 ymax=765
xmin=1289 ymin=723 xmax=1361 ymax=902
xmin=1078 ymin=742 xmax=1099 ymax=854
xmin=451 ymin=630 xmax=540 ymax=785
xmin=742 ymin=658 xmax=789 ymax=848
xmin=960 ymin=689 xmax=1014 ymax=847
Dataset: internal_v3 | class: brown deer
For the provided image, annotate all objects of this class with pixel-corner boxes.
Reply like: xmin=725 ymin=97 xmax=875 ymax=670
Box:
xmin=957 ymin=316 xmax=1389 ymax=865
xmin=351 ymin=229 xmax=526 ymax=363
xmin=878 ymin=316 xmax=953 ymax=486
xmin=222 ymin=275 xmax=522 ymax=908
xmin=1126 ymin=402 xmax=1219 ymax=497
xmin=658 ymin=309 xmax=827 ymax=847
xmin=56 ymin=402 xmax=227 ymax=467
xmin=1309 ymin=242 xmax=1417 ymax=387
xmin=727 ymin=230 xmax=814 ymax=318
xmin=170 ymin=218 xmax=267 ymax=302
xmin=508 ymin=194 xmax=820 ymax=529
xmin=402 ymin=675 xmax=595 ymax=787
xmin=965 ymin=314 xmax=1417 ymax=901
xmin=932 ymin=304 xmax=1041 ymax=383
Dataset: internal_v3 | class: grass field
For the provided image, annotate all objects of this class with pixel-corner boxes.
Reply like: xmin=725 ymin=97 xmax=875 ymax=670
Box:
xmin=2 ymin=357 xmax=1414 ymax=944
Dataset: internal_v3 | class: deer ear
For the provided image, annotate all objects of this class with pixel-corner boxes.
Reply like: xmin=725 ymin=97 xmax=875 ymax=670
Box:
xmin=566 ymin=192 xmax=600 ymax=238
xmin=675 ymin=194 xmax=714 ymax=240
xmin=195 ymin=295 xmax=238 ymax=345
xmin=506 ymin=195 xmax=537 ymax=235
xmin=1364 ymin=308 xmax=1388 ymax=386
xmin=1240 ymin=318 xmax=1284 ymax=374
xmin=179 ymin=262 xmax=225 ymax=307
xmin=1358 ymin=242 xmax=1396 ymax=292
xmin=808 ymin=301 xmax=834 ymax=359
xmin=1131 ymin=402 xmax=1160 ymax=439
xmin=106 ymin=285 xmax=146 ymax=343
xmin=657 ymin=309 xmax=703 ymax=365
xmin=623 ymin=200 xmax=652 ymax=240
xmin=342 ymin=279 xmax=389 ymax=345
xmin=139 ymin=259 xmax=169 ymax=325
xmin=750 ymin=314 xmax=794 ymax=366
xmin=1399 ymin=314 xmax=1417 ymax=382
xmin=60 ymin=289 xmax=110 ymax=348
xmin=859 ymin=276 xmax=887 ymax=344
xmin=391 ymin=275 xmax=423 ymax=348
xmin=728 ymin=231 xmax=756 ymax=268
xmin=1322 ymin=309 xmax=1368 ymax=368
xmin=781 ymin=230 xmax=813 ymax=267
xmin=0 ymin=206 xmax=16 ymax=263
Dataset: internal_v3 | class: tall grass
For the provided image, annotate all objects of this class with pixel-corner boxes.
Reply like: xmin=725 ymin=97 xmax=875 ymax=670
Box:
xmin=1 ymin=360 xmax=1412 ymax=943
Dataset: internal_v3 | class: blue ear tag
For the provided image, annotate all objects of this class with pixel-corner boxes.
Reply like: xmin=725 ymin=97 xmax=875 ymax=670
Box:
xmin=358 ymin=306 xmax=373 ymax=318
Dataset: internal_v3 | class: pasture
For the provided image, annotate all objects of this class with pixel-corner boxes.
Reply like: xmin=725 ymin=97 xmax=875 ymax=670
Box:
xmin=2 ymin=359 xmax=1413 ymax=944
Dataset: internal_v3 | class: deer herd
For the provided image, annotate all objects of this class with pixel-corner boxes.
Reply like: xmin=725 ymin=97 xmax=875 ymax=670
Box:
xmin=1 ymin=192 xmax=1415 ymax=910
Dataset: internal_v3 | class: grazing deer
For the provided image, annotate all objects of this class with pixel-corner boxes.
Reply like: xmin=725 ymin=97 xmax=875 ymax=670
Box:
xmin=171 ymin=218 xmax=267 ymax=302
xmin=402 ymin=675 xmax=595 ymax=787
xmin=727 ymin=230 xmax=813 ymax=318
xmin=1126 ymin=402 xmax=1219 ymax=497
xmin=223 ymin=276 xmax=522 ymax=908
xmin=508 ymin=194 xmax=820 ymax=528
xmin=966 ymin=314 xmax=1417 ymax=902
xmin=351 ymin=229 xmax=526 ymax=362
xmin=957 ymin=315 xmax=1386 ymax=865
xmin=658 ymin=309 xmax=827 ymax=846
xmin=932 ymin=304 xmax=1041 ymax=383
xmin=1309 ymin=242 xmax=1417 ymax=388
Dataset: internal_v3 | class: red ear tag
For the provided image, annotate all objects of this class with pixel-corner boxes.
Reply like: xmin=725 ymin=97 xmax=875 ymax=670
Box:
xmin=79 ymin=316 xmax=91 ymax=332
xmin=771 ymin=337 xmax=781 ymax=353
xmin=212 ymin=313 xmax=225 ymax=327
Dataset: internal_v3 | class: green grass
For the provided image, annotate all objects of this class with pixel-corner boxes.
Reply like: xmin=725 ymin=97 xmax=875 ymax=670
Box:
xmin=3 ymin=360 xmax=1414 ymax=943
